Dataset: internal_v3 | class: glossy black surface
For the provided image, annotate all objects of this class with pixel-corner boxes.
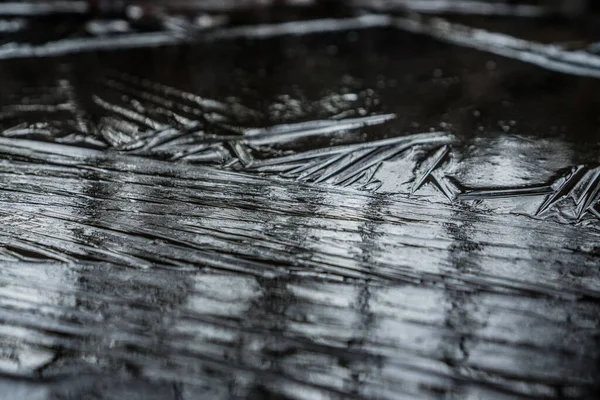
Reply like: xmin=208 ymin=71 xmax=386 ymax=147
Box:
xmin=0 ymin=4 xmax=599 ymax=399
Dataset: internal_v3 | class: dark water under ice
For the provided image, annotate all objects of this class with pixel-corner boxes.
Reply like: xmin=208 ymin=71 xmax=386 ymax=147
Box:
xmin=0 ymin=6 xmax=600 ymax=399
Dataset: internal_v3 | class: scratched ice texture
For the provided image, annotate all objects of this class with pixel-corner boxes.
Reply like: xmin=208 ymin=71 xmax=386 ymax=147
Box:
xmin=0 ymin=3 xmax=600 ymax=400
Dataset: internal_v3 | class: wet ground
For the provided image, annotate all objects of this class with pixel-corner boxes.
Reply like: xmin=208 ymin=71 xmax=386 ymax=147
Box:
xmin=0 ymin=2 xmax=600 ymax=399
